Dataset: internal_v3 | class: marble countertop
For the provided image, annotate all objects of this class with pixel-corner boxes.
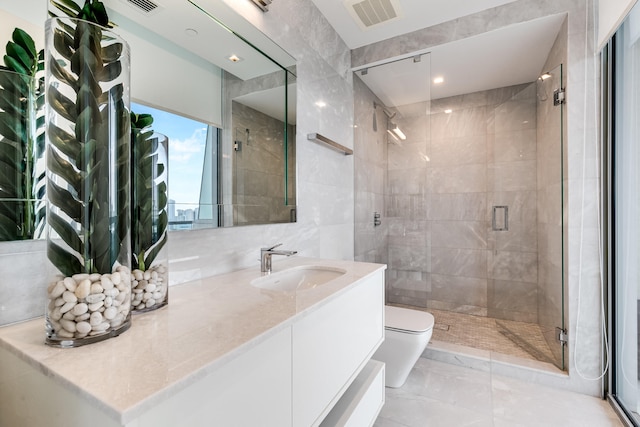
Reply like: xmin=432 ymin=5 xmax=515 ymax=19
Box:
xmin=0 ymin=257 xmax=385 ymax=424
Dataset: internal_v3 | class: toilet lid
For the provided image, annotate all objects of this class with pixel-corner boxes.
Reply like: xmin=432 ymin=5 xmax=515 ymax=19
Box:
xmin=385 ymin=306 xmax=434 ymax=333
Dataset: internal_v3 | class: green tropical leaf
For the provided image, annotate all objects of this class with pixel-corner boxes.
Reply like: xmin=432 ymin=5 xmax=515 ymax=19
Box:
xmin=0 ymin=112 xmax=24 ymax=143
xmin=48 ymin=146 xmax=82 ymax=190
xmin=48 ymin=240 xmax=83 ymax=277
xmin=47 ymin=85 xmax=77 ymax=122
xmin=50 ymin=0 xmax=82 ymax=16
xmin=144 ymin=231 xmax=167 ymax=269
xmin=90 ymin=1 xmax=110 ymax=27
xmin=48 ymin=211 xmax=83 ymax=254
xmin=0 ymin=208 xmax=20 ymax=240
xmin=48 ymin=123 xmax=81 ymax=160
xmin=102 ymin=43 xmax=123 ymax=63
xmin=49 ymin=55 xmax=76 ymax=88
xmin=98 ymin=60 xmax=121 ymax=82
xmin=47 ymin=179 xmax=82 ymax=223
xmin=3 ymin=55 xmax=28 ymax=75
xmin=53 ymin=28 xmax=74 ymax=61
xmin=12 ymin=28 xmax=37 ymax=59
xmin=6 ymin=42 xmax=33 ymax=72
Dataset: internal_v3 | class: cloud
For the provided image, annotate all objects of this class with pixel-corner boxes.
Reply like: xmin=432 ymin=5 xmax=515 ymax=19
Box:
xmin=168 ymin=128 xmax=207 ymax=164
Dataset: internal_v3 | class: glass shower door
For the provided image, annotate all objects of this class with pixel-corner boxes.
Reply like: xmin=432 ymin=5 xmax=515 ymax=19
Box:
xmin=489 ymin=64 xmax=565 ymax=370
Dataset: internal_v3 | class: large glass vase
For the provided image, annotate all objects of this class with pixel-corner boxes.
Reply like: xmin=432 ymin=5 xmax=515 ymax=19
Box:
xmin=44 ymin=17 xmax=132 ymax=347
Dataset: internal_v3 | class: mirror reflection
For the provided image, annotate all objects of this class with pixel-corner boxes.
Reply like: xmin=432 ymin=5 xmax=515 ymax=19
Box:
xmin=0 ymin=0 xmax=297 ymax=240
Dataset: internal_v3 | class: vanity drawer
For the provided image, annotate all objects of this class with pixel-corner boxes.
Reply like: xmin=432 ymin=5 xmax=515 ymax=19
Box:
xmin=319 ymin=359 xmax=385 ymax=427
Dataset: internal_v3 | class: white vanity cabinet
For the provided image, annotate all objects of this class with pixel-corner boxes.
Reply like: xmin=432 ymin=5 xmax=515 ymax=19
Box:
xmin=0 ymin=326 xmax=293 ymax=427
xmin=293 ymin=269 xmax=385 ymax=426
xmin=0 ymin=258 xmax=385 ymax=427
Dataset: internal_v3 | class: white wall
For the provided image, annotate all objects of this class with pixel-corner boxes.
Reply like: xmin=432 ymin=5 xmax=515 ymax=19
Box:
xmin=0 ymin=8 xmax=44 ymax=54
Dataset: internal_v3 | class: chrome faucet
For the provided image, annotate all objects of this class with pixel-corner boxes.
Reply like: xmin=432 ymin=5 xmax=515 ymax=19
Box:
xmin=260 ymin=243 xmax=297 ymax=273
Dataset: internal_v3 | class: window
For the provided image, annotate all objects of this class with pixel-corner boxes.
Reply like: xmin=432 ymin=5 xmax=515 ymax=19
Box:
xmin=131 ymin=102 xmax=220 ymax=230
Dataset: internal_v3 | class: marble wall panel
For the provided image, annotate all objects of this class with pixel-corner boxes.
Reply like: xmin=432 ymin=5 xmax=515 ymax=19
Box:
xmin=354 ymin=76 xmax=386 ymax=264
xmin=488 ymin=160 xmax=537 ymax=192
xmin=432 ymin=221 xmax=487 ymax=250
xmin=430 ymin=135 xmax=488 ymax=166
xmin=387 ymin=269 xmax=431 ymax=305
xmin=487 ymin=279 xmax=538 ymax=323
xmin=494 ymin=102 xmax=537 ymax=134
xmin=388 ymin=244 xmax=430 ymax=272
xmin=428 ymin=193 xmax=487 ymax=221
xmin=488 ymin=251 xmax=538 ymax=283
xmin=431 ymin=248 xmax=488 ymax=279
xmin=0 ymin=241 xmax=47 ymax=326
xmin=487 ymin=191 xmax=538 ymax=223
xmin=430 ymin=107 xmax=488 ymax=140
xmin=431 ymin=91 xmax=489 ymax=113
xmin=431 ymin=274 xmax=488 ymax=307
xmin=387 ymin=169 xmax=428 ymax=195
xmin=388 ymin=141 xmax=430 ymax=171
xmin=489 ymin=129 xmax=537 ymax=163
xmin=488 ymin=221 xmax=538 ymax=253
xmin=428 ymin=164 xmax=487 ymax=194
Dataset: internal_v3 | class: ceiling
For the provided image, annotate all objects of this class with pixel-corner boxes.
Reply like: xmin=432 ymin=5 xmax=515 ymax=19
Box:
xmin=311 ymin=0 xmax=565 ymax=104
xmin=310 ymin=0 xmax=522 ymax=49
xmin=3 ymin=0 xmax=565 ymax=111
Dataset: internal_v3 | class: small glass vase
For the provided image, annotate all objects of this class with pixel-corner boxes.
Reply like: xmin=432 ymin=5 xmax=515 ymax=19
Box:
xmin=44 ymin=17 xmax=132 ymax=347
xmin=131 ymin=132 xmax=169 ymax=312
xmin=0 ymin=69 xmax=38 ymax=241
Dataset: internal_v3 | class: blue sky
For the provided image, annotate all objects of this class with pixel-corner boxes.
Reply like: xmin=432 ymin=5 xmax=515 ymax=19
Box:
xmin=132 ymin=102 xmax=207 ymax=210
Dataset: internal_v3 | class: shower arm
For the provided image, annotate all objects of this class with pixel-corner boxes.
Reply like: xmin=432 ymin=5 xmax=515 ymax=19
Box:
xmin=373 ymin=102 xmax=396 ymax=119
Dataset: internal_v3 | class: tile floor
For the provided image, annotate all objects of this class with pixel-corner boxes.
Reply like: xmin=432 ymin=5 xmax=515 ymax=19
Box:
xmin=373 ymin=358 xmax=623 ymax=427
xmin=429 ymin=308 xmax=556 ymax=364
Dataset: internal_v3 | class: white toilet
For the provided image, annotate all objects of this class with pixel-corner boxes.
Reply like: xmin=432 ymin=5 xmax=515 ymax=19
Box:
xmin=373 ymin=305 xmax=435 ymax=388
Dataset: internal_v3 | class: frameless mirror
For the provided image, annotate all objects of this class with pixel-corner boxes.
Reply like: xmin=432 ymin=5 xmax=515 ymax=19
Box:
xmin=0 ymin=0 xmax=296 ymax=240
xmin=107 ymin=0 xmax=297 ymax=230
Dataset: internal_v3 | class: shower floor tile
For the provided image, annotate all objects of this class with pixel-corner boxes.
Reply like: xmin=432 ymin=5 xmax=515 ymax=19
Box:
xmin=391 ymin=304 xmax=557 ymax=364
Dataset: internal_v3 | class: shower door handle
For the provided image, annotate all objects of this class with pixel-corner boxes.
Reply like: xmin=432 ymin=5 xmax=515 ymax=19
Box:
xmin=492 ymin=206 xmax=508 ymax=231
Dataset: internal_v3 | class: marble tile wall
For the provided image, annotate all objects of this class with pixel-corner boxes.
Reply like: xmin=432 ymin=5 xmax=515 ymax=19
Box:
xmin=385 ymin=101 xmax=431 ymax=307
xmin=354 ymin=76 xmax=388 ymax=266
xmin=0 ymin=0 xmax=355 ymax=326
xmin=381 ymin=84 xmax=540 ymax=322
xmin=230 ymin=101 xmax=296 ymax=225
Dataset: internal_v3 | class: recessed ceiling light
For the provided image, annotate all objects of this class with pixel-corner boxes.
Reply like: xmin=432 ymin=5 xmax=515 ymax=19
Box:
xmin=228 ymin=54 xmax=243 ymax=63
xmin=315 ymin=101 xmax=327 ymax=108
xmin=185 ymin=28 xmax=198 ymax=37
xmin=539 ymin=73 xmax=552 ymax=80
xmin=433 ymin=76 xmax=444 ymax=84
xmin=444 ymin=109 xmax=452 ymax=114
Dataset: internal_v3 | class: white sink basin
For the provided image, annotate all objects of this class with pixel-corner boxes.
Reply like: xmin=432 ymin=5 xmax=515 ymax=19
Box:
xmin=251 ymin=266 xmax=346 ymax=292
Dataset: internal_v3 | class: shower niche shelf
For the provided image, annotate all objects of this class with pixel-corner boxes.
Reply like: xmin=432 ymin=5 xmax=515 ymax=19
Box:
xmin=307 ymin=133 xmax=353 ymax=155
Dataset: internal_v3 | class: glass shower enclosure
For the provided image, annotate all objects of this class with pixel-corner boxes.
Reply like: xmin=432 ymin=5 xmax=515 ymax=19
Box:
xmin=354 ymin=54 xmax=566 ymax=369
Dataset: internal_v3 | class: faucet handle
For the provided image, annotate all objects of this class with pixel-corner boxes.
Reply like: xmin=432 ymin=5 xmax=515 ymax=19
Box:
xmin=263 ymin=243 xmax=283 ymax=251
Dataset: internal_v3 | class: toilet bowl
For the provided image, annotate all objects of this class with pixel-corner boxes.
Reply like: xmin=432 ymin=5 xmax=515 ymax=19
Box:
xmin=373 ymin=305 xmax=435 ymax=388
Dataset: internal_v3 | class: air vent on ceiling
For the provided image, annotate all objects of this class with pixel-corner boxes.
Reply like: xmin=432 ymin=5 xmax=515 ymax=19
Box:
xmin=124 ymin=0 xmax=161 ymax=15
xmin=345 ymin=0 xmax=402 ymax=28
